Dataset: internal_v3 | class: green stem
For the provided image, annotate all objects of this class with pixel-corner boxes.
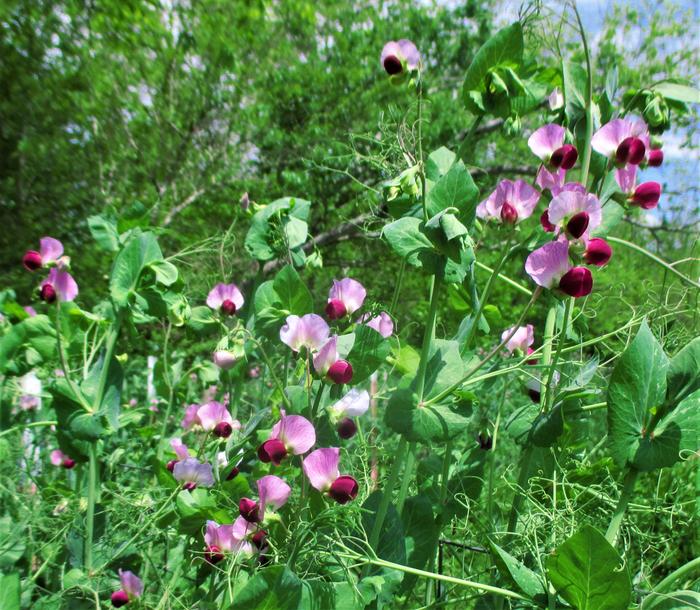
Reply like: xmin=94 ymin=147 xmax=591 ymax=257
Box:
xmin=85 ymin=442 xmax=99 ymax=571
xmin=0 ymin=420 xmax=57 ymax=439
xmin=475 ymin=261 xmax=532 ymax=296
xmin=309 ymin=382 xmax=325 ymax=422
xmin=415 ymin=275 xmax=442 ymax=401
xmin=606 ymin=237 xmax=700 ymax=290
xmin=573 ymin=1 xmax=593 ymax=187
xmin=654 ymin=556 xmax=700 ymax=593
xmin=605 ymin=468 xmax=639 ymax=546
xmin=543 ymin=298 xmax=572 ymax=413
xmin=390 ymin=260 xmax=406 ymax=315
xmin=395 ymin=442 xmax=416 ymax=515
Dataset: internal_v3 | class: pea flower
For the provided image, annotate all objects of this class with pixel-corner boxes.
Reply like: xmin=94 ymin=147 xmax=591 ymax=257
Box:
xmin=212 ymin=350 xmax=237 ymax=370
xmin=326 ymin=278 xmax=366 ymax=320
xmin=22 ymin=237 xmax=66 ymax=272
xmin=280 ymin=314 xmax=329 ymax=352
xmin=583 ymin=237 xmax=613 ymax=267
xmin=40 ymin=268 xmax=78 ymax=303
xmin=476 ymin=179 xmax=540 ymax=225
xmin=204 ymin=519 xmax=254 ymax=563
xmin=313 ymin=336 xmax=354 ymax=385
xmin=303 ymin=447 xmax=358 ymax=504
xmin=502 ymin=325 xmax=534 ymax=356
xmin=547 ymin=190 xmax=602 ymax=239
xmin=50 ymin=449 xmax=75 ymax=469
xmin=110 ymin=569 xmax=143 ymax=608
xmin=591 ymin=118 xmax=649 ymax=165
xmin=359 ymin=311 xmax=394 ymax=338
xmin=615 ymin=165 xmax=662 ymax=209
xmin=258 ymin=411 xmax=315 ymax=465
xmin=239 ymin=475 xmax=292 ymax=524
xmin=196 ymin=401 xmax=240 ymax=438
xmin=173 ymin=458 xmax=214 ymax=490
xmin=647 ymin=148 xmax=663 ymax=167
xmin=548 ymin=88 xmax=564 ymax=111
xmin=181 ymin=404 xmax=200 ymax=430
xmin=525 ymin=240 xmax=592 ymax=298
xmin=166 ymin=438 xmax=192 ymax=472
xmin=206 ymin=283 xmax=244 ymax=316
xmin=528 ymin=124 xmax=578 ymax=170
xmin=329 ymin=388 xmax=370 ymax=440
xmin=380 ymin=39 xmax=420 ymax=76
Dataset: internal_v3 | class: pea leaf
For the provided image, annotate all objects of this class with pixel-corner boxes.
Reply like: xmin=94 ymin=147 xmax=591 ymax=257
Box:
xmin=346 ymin=325 xmax=390 ymax=383
xmin=546 ymin=524 xmax=631 ymax=610
xmin=489 ymin=540 xmax=547 ymax=601
xmin=666 ymin=337 xmax=700 ymax=406
xmin=236 ymin=566 xmax=303 ymax=610
xmin=426 ymin=159 xmax=479 ymax=224
xmin=87 ymin=214 xmax=120 ymax=252
xmin=110 ymin=231 xmax=164 ymax=308
xmin=273 ymin=264 xmax=313 ymax=315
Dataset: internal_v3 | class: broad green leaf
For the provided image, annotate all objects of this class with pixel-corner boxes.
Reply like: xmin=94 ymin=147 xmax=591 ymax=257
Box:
xmin=563 ymin=61 xmax=587 ymax=122
xmin=547 ymin=525 xmax=631 ymax=610
xmin=0 ymin=314 xmax=56 ymax=375
xmin=51 ymin=379 xmax=104 ymax=441
xmin=0 ymin=572 xmax=20 ymax=610
xmin=643 ymin=590 xmax=700 ymax=609
xmin=236 ymin=566 xmax=303 ymax=610
xmin=360 ymin=491 xmax=406 ymax=564
xmin=81 ymin=354 xmax=123 ymax=431
xmin=245 ymin=197 xmax=311 ymax=261
xmin=422 ymin=339 xmax=467 ymax=399
xmin=148 ymin=260 xmax=179 ymax=286
xmin=489 ymin=540 xmax=547 ymax=601
xmin=607 ymin=321 xmax=669 ymax=469
xmin=651 ymin=82 xmax=700 ymax=104
xmin=399 ymin=496 xmax=439 ymax=594
xmin=87 ymin=214 xmax=120 ymax=252
xmin=347 ymin=325 xmax=390 ymax=383
xmin=273 ymin=264 xmax=313 ymax=315
xmin=382 ymin=217 xmax=437 ymax=270
xmin=110 ymin=231 xmax=163 ymax=307
xmin=425 ymin=147 xmax=456 ymax=181
xmin=0 ymin=517 xmax=25 ymax=568
xmin=187 ymin=306 xmax=219 ymax=333
xmin=426 ymin=160 xmax=479 ymax=224
xmin=666 ymin=337 xmax=700 ymax=406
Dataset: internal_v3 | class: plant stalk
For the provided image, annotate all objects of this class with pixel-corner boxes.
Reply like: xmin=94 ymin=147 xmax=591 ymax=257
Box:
xmin=605 ymin=468 xmax=639 ymax=546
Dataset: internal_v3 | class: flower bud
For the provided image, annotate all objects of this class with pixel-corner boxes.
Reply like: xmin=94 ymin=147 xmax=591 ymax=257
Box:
xmin=239 ymin=498 xmax=261 ymax=523
xmin=540 ymin=210 xmax=555 ymax=233
xmin=252 ymin=529 xmax=268 ymax=550
xmin=383 ymin=54 xmax=403 ymax=75
xmin=337 ymin=418 xmax=357 ymax=439
xmin=111 ymin=590 xmax=130 ymax=608
xmin=220 ymin=299 xmax=236 ymax=315
xmin=559 ymin=267 xmax=593 ymax=298
xmin=213 ymin=350 xmax=237 ymax=370
xmin=528 ymin=387 xmax=541 ymax=403
xmin=647 ymin=149 xmax=663 ymax=167
xmin=62 ymin=458 xmax=76 ymax=469
xmin=166 ymin=460 xmax=177 ymax=472
xmin=23 ymin=250 xmax=42 ymax=271
xmin=583 ymin=238 xmax=612 ymax=267
xmin=328 ymin=360 xmax=353 ymax=385
xmin=550 ymin=144 xmax=578 ymax=170
xmin=226 ymin=466 xmax=240 ymax=481
xmin=182 ymin=481 xmax=197 ymax=491
xmin=213 ymin=421 xmax=232 ymax=438
xmin=616 ymin=136 xmax=646 ymax=165
xmin=205 ymin=544 xmax=225 ymax=564
xmin=257 ymin=439 xmax=288 ymax=465
xmin=631 ymin=182 xmax=661 ymax=209
xmin=40 ymin=283 xmax=57 ymax=303
xmin=477 ymin=433 xmax=493 ymax=450
xmin=325 ymin=299 xmax=347 ymax=320
xmin=328 ymin=475 xmax=358 ymax=504
xmin=566 ymin=211 xmax=590 ymax=239
xmin=499 ymin=202 xmax=518 ymax=224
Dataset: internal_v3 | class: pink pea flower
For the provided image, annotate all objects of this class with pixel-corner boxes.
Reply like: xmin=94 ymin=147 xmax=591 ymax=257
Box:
xmin=212 ymin=350 xmax=237 ymax=370
xmin=615 ymin=165 xmax=662 ymax=209
xmin=548 ymin=88 xmax=564 ymax=111
xmin=303 ymin=447 xmax=359 ymax=504
xmin=313 ymin=336 xmax=354 ymax=385
xmin=258 ymin=411 xmax=315 ymax=465
xmin=583 ymin=237 xmax=613 ymax=267
xmin=22 ymin=237 xmax=65 ymax=272
xmin=50 ymin=449 xmax=75 ymax=469
xmin=330 ymin=388 xmax=370 ymax=440
xmin=591 ymin=118 xmax=649 ymax=165
xmin=501 ymin=325 xmax=534 ymax=355
xmin=525 ymin=240 xmax=593 ymax=298
xmin=203 ymin=519 xmax=254 ymax=563
xmin=23 ymin=306 xmax=37 ymax=317
xmin=173 ymin=458 xmax=214 ymax=491
xmin=528 ymin=124 xmax=578 ymax=170
xmin=279 ymin=314 xmax=329 ymax=352
xmin=196 ymin=401 xmax=240 ymax=438
xmin=326 ymin=278 xmax=366 ymax=320
xmin=181 ymin=404 xmax=200 ymax=430
xmin=547 ymin=190 xmax=602 ymax=239
xmin=40 ymin=268 xmax=78 ymax=303
xmin=166 ymin=438 xmax=191 ymax=472
xmin=647 ymin=148 xmax=663 ymax=167
xmin=476 ymin=179 xmax=541 ymax=225
xmin=359 ymin=311 xmax=394 ymax=338
xmin=380 ymin=39 xmax=420 ymax=76
xmin=239 ymin=475 xmax=292 ymax=524
xmin=206 ymin=283 xmax=244 ymax=316
xmin=110 ymin=569 xmax=143 ymax=608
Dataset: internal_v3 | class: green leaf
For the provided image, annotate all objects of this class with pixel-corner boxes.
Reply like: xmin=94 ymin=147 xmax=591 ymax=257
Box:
xmin=51 ymin=379 xmax=104 ymax=441
xmin=148 ymin=260 xmax=179 ymax=286
xmin=347 ymin=325 xmax=390 ymax=384
xmin=607 ymin=321 xmax=669 ymax=469
xmin=666 ymin=337 xmax=700 ymax=406
xmin=546 ymin=525 xmax=631 ymax=610
xmin=642 ymin=590 xmax=700 ymax=610
xmin=489 ymin=540 xmax=547 ymax=601
xmin=81 ymin=354 xmax=123 ymax=431
xmin=187 ymin=306 xmax=219 ymax=334
xmin=0 ymin=517 xmax=25 ymax=568
xmin=110 ymin=231 xmax=164 ymax=308
xmin=563 ymin=61 xmax=588 ymax=122
xmin=273 ymin=264 xmax=313 ymax=315
xmin=425 ymin=147 xmax=456 ymax=181
xmin=382 ymin=217 xmax=437 ymax=270
xmin=399 ymin=496 xmax=439 ymax=594
xmin=245 ymin=197 xmax=311 ymax=261
xmin=360 ymin=491 xmax=406 ymax=564
xmin=426 ymin=159 xmax=479 ymax=224
xmin=0 ymin=572 xmax=20 ymax=610
xmin=87 ymin=214 xmax=120 ymax=252
xmin=651 ymin=82 xmax=700 ymax=104
xmin=235 ymin=566 xmax=303 ymax=610
xmin=462 ymin=23 xmax=523 ymax=115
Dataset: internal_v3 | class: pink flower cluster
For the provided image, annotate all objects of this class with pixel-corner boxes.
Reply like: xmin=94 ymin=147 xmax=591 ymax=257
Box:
xmin=22 ymin=237 xmax=79 ymax=303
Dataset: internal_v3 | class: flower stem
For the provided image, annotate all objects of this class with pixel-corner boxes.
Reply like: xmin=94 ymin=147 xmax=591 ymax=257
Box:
xmin=653 ymin=556 xmax=700 ymax=594
xmin=395 ymin=442 xmax=416 ymax=514
xmin=415 ymin=275 xmax=442 ymax=402
xmin=605 ymin=467 xmax=638 ymax=546
xmin=85 ymin=441 xmax=99 ymax=571
xmin=543 ymin=298 xmax=572 ymax=413
xmin=573 ymin=1 xmax=593 ymax=187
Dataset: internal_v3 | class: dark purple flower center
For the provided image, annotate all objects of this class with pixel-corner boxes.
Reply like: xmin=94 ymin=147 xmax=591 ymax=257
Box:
xmin=632 ymin=182 xmax=661 ymax=209
xmin=477 ymin=433 xmax=493 ymax=450
xmin=22 ymin=250 xmax=42 ymax=271
xmin=257 ymin=439 xmax=288 ymax=465
xmin=213 ymin=422 xmax=232 ymax=438
xmin=239 ymin=498 xmax=261 ymax=523
xmin=252 ymin=529 xmax=268 ymax=550
xmin=62 ymin=458 xmax=76 ymax=469
xmin=528 ymin=388 xmax=541 ymax=403
xmin=325 ymin=299 xmax=347 ymax=320
xmin=500 ymin=202 xmax=518 ymax=224
xmin=550 ymin=144 xmax=578 ymax=170
xmin=540 ymin=210 xmax=555 ymax=233
xmin=616 ymin=136 xmax=646 ymax=165
xmin=559 ymin=267 xmax=593 ymax=298
xmin=221 ymin=299 xmax=236 ymax=315
xmin=182 ymin=481 xmax=197 ymax=491
xmin=166 ymin=459 xmax=178 ymax=472
xmin=583 ymin=238 xmax=612 ymax=267
xmin=647 ymin=149 xmax=663 ymax=167
xmin=328 ymin=360 xmax=353 ymax=385
xmin=383 ymin=55 xmax=403 ymax=75
xmin=205 ymin=544 xmax=224 ymax=564
xmin=566 ymin=211 xmax=589 ymax=239
xmin=226 ymin=466 xmax=240 ymax=481
xmin=111 ymin=590 xmax=130 ymax=608
xmin=40 ymin=283 xmax=57 ymax=303
xmin=337 ymin=417 xmax=357 ymax=439
xmin=328 ymin=475 xmax=359 ymax=504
